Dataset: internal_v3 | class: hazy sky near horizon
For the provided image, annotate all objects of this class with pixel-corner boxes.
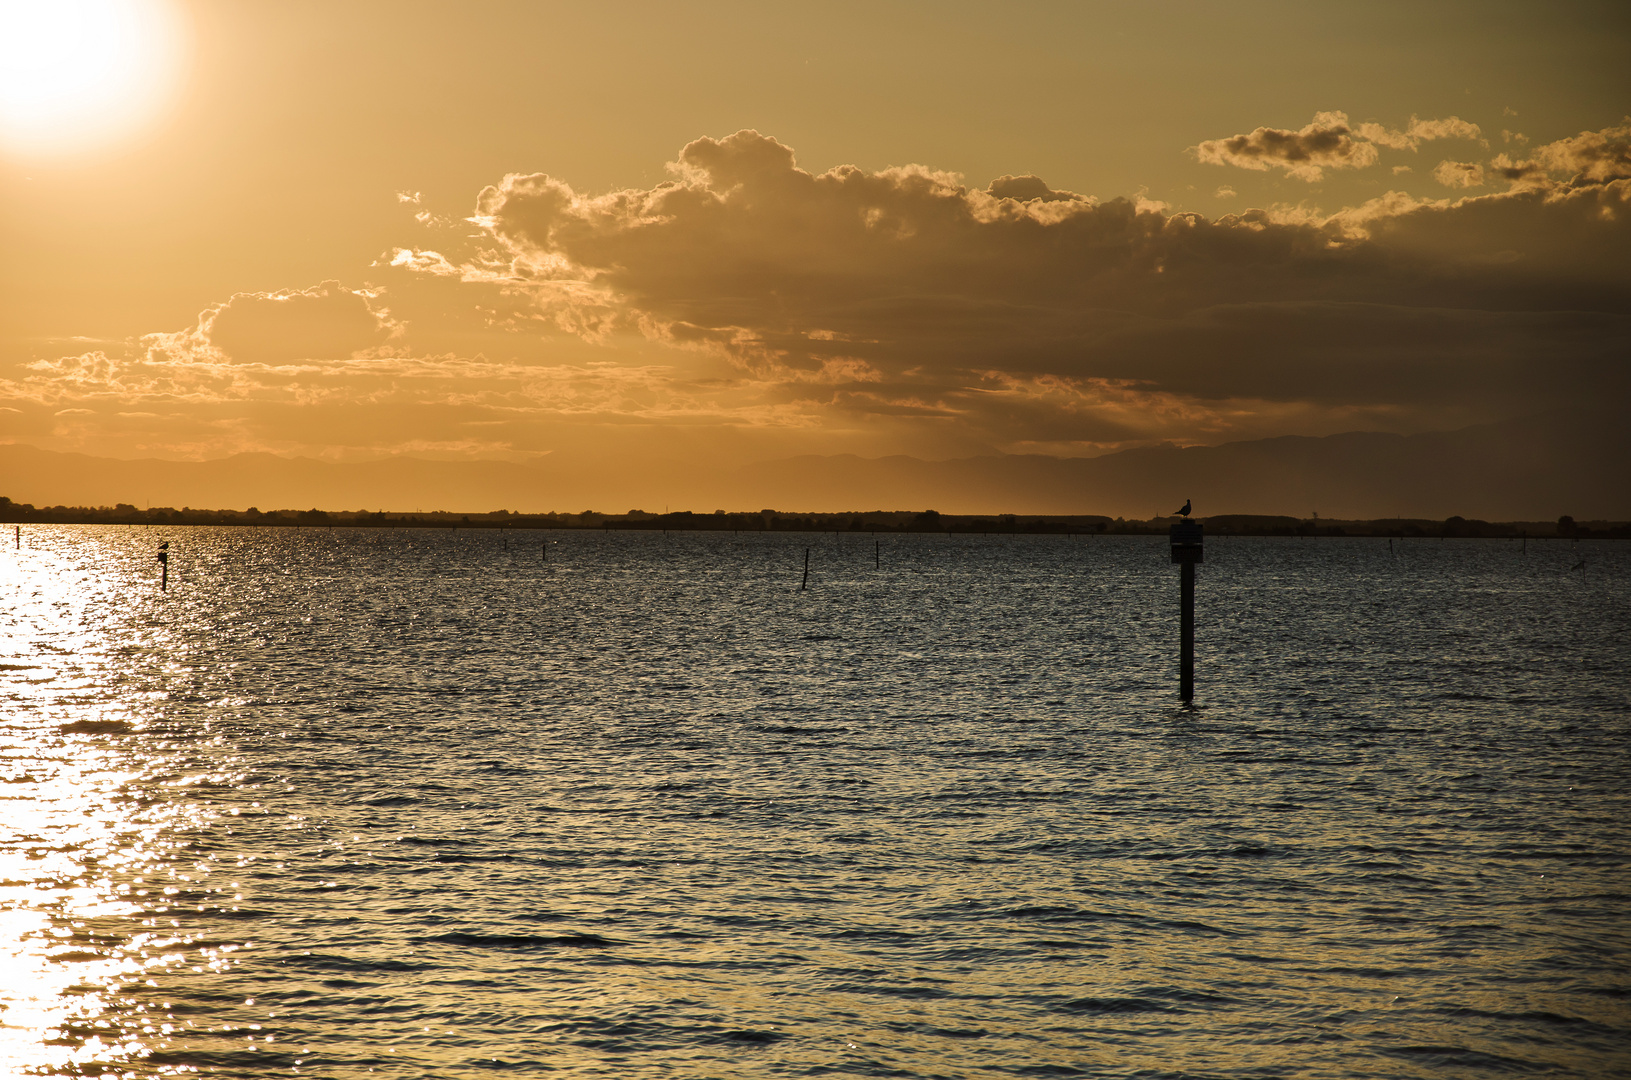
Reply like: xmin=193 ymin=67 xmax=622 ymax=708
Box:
xmin=1 ymin=0 xmax=1626 ymax=473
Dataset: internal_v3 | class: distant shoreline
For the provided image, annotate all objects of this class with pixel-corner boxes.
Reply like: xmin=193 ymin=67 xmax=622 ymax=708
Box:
xmin=1 ymin=500 xmax=1624 ymax=539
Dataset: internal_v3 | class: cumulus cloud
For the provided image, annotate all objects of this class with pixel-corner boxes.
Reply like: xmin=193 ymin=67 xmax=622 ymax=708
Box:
xmin=1488 ymin=122 xmax=1631 ymax=188
xmin=1433 ymin=160 xmax=1485 ymax=188
xmin=14 ymin=127 xmax=1629 ymax=464
xmin=425 ymin=128 xmax=1631 ymax=451
xmin=1195 ymin=113 xmax=1485 ymax=182
xmin=1530 ymin=120 xmax=1631 ymax=184
xmin=143 ymin=281 xmax=401 ymax=366
xmin=1192 ymin=111 xmax=1378 ymax=181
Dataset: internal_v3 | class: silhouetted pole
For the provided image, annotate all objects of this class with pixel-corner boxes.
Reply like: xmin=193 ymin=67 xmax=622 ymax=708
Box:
xmin=875 ymin=540 xmax=880 ymax=569
xmin=801 ymin=547 xmax=810 ymax=590
xmin=1169 ymin=520 xmax=1203 ymax=702
xmin=157 ymin=542 xmax=169 ymax=592
xmin=13 ymin=525 xmax=17 ymax=550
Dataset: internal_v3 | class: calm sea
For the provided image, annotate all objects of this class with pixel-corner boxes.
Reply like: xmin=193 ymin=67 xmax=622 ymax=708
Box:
xmin=2 ymin=525 xmax=1628 ymax=1078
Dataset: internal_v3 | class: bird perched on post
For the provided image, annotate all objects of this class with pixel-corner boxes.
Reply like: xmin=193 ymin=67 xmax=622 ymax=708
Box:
xmin=1174 ymin=499 xmax=1192 ymax=518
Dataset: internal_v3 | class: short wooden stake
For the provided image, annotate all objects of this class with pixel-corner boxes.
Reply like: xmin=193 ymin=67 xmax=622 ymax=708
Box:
xmin=801 ymin=547 xmax=810 ymax=590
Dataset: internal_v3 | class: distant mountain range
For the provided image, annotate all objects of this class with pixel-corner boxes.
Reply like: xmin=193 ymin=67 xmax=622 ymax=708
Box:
xmin=2 ymin=412 xmax=1625 ymax=519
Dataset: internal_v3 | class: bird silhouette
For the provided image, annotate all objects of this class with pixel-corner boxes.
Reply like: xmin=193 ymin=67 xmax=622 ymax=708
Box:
xmin=1174 ymin=499 xmax=1191 ymax=518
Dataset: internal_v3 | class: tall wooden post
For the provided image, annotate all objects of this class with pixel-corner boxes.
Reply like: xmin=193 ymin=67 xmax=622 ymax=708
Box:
xmin=157 ymin=542 xmax=170 ymax=593
xmin=1170 ymin=521 xmax=1203 ymax=702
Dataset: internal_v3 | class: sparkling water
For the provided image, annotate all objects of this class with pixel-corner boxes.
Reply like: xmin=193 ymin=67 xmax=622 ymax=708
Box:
xmin=2 ymin=526 xmax=1627 ymax=1077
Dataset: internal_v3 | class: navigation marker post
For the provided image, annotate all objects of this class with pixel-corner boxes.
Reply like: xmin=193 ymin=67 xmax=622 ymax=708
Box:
xmin=1169 ymin=518 xmax=1203 ymax=702
xmin=157 ymin=542 xmax=170 ymax=593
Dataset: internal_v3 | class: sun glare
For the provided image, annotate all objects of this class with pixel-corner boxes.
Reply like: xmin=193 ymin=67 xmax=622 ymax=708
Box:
xmin=0 ymin=0 xmax=187 ymax=156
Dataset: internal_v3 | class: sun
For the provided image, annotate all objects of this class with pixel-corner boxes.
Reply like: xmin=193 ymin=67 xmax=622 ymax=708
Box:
xmin=0 ymin=0 xmax=187 ymax=156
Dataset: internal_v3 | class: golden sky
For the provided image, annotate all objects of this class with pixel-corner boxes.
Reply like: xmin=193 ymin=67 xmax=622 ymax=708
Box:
xmin=1 ymin=0 xmax=1627 ymax=507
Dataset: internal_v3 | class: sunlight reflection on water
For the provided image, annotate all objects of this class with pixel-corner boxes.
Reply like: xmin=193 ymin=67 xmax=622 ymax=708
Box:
xmin=1 ymin=525 xmax=1628 ymax=1077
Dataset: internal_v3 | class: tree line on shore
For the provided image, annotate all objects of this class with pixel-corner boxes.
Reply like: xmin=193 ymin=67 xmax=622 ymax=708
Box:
xmin=0 ymin=497 xmax=1622 ymax=539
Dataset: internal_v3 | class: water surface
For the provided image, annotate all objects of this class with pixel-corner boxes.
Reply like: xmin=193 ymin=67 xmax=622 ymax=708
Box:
xmin=2 ymin=526 xmax=1627 ymax=1077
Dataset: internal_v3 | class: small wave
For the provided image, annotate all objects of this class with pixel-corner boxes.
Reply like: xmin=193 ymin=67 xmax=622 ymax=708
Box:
xmin=286 ymin=952 xmax=430 ymax=973
xmin=422 ymin=931 xmax=622 ymax=949
xmin=752 ymin=724 xmax=849 ymax=735
xmin=1430 ymin=1005 xmax=1610 ymax=1030
xmin=57 ymin=719 xmax=133 ymax=735
xmin=357 ymin=793 xmax=422 ymax=806
xmin=398 ymin=836 xmax=466 ymax=846
xmin=1380 ymin=1044 xmax=1545 ymax=1072
xmin=141 ymin=1049 xmax=302 ymax=1070
xmin=1057 ymin=995 xmax=1182 ymax=1015
xmin=707 ymin=1028 xmax=784 ymax=1044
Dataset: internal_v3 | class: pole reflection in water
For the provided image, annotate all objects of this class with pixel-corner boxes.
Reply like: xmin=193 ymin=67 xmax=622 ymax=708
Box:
xmin=1 ymin=524 xmax=1628 ymax=1078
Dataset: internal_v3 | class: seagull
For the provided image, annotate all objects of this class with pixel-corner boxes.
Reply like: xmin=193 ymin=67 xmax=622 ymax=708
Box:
xmin=1174 ymin=499 xmax=1191 ymax=518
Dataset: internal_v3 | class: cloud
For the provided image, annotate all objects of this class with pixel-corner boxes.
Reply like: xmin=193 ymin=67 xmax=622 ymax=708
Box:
xmin=13 ymin=127 xmax=1630 ymax=466
xmin=1357 ymin=115 xmax=1484 ymax=150
xmin=1530 ymin=120 xmax=1631 ymax=184
xmin=150 ymin=281 xmax=400 ymax=366
xmin=433 ymin=128 xmax=1631 ymax=451
xmin=1194 ymin=113 xmax=1485 ymax=182
xmin=1433 ymin=160 xmax=1485 ymax=188
xmin=1489 ymin=121 xmax=1631 ymax=188
xmin=1192 ymin=111 xmax=1378 ymax=181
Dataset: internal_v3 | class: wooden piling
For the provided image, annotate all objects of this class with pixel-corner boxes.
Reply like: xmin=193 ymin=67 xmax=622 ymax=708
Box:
xmin=1170 ymin=520 xmax=1203 ymax=703
xmin=801 ymin=547 xmax=810 ymax=590
xmin=875 ymin=539 xmax=880 ymax=569
xmin=1179 ymin=561 xmax=1194 ymax=700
